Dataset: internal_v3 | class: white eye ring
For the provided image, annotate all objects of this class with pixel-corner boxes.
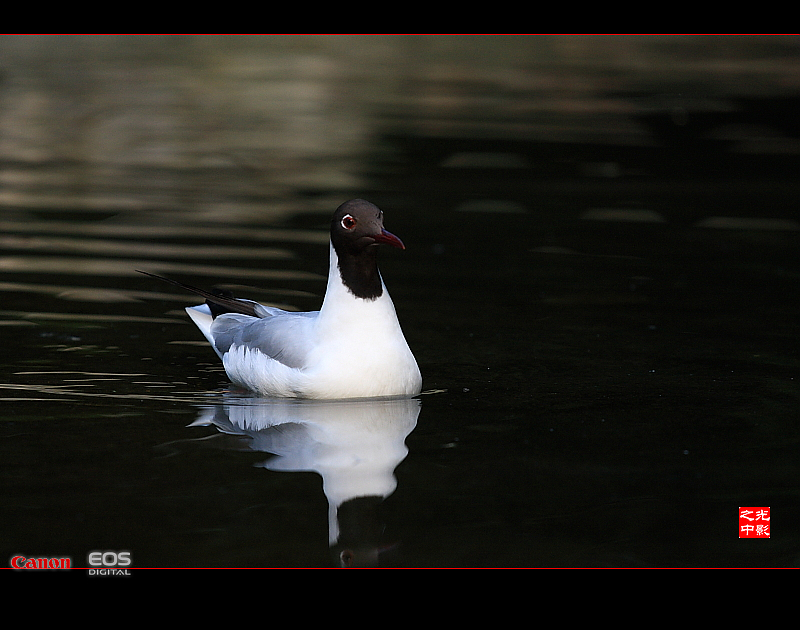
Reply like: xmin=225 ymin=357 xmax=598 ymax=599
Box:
xmin=341 ymin=214 xmax=357 ymax=230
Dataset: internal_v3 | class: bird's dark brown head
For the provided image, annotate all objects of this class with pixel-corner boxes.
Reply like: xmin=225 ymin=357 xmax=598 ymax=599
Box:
xmin=330 ymin=199 xmax=405 ymax=299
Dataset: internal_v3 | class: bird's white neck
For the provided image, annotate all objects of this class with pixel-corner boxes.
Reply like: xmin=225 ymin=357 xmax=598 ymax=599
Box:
xmin=319 ymin=243 xmax=397 ymax=322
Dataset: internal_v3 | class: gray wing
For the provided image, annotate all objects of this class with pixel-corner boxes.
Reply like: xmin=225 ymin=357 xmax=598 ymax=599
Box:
xmin=210 ymin=310 xmax=318 ymax=369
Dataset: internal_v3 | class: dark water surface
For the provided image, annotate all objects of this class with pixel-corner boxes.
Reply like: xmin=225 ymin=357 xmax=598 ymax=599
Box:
xmin=2 ymin=36 xmax=799 ymax=568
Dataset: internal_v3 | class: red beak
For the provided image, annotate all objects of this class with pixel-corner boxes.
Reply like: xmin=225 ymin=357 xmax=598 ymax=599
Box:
xmin=373 ymin=229 xmax=405 ymax=250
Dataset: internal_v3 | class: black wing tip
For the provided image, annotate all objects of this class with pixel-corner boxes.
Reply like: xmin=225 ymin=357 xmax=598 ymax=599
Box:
xmin=137 ymin=269 xmax=259 ymax=318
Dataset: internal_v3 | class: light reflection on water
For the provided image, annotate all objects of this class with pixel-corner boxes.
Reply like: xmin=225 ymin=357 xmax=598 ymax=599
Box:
xmin=188 ymin=394 xmax=421 ymax=567
xmin=1 ymin=36 xmax=799 ymax=568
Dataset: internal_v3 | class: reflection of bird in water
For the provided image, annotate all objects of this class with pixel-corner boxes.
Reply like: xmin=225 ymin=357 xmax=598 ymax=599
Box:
xmin=334 ymin=495 xmax=396 ymax=568
xmin=140 ymin=199 xmax=422 ymax=399
xmin=192 ymin=395 xmax=421 ymax=567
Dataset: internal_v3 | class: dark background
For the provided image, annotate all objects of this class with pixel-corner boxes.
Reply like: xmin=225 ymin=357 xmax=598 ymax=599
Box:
xmin=1 ymin=35 xmax=797 ymax=568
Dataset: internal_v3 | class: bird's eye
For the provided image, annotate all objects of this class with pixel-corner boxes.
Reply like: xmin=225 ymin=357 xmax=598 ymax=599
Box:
xmin=341 ymin=214 xmax=357 ymax=230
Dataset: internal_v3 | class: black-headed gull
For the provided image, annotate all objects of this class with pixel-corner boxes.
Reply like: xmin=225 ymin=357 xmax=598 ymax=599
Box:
xmin=140 ymin=199 xmax=422 ymax=399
